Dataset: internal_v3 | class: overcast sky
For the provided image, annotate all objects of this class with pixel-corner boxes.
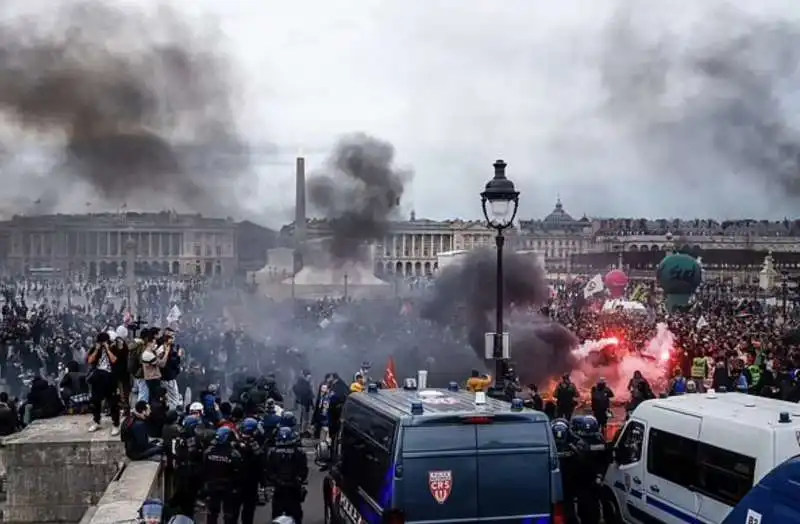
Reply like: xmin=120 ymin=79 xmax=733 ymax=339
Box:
xmin=4 ymin=0 xmax=800 ymax=225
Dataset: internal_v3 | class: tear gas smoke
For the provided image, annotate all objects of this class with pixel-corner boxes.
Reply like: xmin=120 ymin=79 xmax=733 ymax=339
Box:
xmin=421 ymin=248 xmax=579 ymax=386
xmin=600 ymin=5 xmax=800 ymax=206
xmin=217 ymin=292 xmax=481 ymax=387
xmin=570 ymin=323 xmax=673 ymax=401
xmin=0 ymin=2 xmax=252 ymax=215
xmin=307 ymin=133 xmax=412 ymax=262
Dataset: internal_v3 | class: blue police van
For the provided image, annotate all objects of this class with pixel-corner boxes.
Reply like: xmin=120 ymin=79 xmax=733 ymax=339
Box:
xmin=323 ymin=386 xmax=564 ymax=524
xmin=722 ymin=454 xmax=800 ymax=524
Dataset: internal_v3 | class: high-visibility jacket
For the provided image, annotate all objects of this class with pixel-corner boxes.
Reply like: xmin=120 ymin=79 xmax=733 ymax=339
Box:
xmin=466 ymin=375 xmax=492 ymax=392
xmin=691 ymin=357 xmax=708 ymax=379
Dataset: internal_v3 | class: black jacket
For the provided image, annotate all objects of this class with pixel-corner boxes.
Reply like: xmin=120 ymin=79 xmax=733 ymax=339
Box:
xmin=161 ymin=350 xmax=181 ymax=382
xmin=121 ymin=416 xmax=152 ymax=460
xmin=292 ymin=377 xmax=314 ymax=408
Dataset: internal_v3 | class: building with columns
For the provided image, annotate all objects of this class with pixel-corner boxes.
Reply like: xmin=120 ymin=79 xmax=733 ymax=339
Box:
xmin=374 ymin=214 xmax=497 ymax=276
xmin=517 ymin=198 xmax=593 ymax=271
xmin=279 ymin=213 xmax=499 ymax=277
xmin=0 ymin=212 xmax=245 ymax=278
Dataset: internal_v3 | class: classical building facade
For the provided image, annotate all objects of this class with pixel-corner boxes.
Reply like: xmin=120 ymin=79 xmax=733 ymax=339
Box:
xmin=277 ymin=202 xmax=800 ymax=279
xmin=374 ymin=212 xmax=497 ymax=276
xmin=591 ymin=218 xmax=800 ymax=253
xmin=517 ymin=199 xmax=593 ymax=271
xmin=0 ymin=212 xmax=258 ymax=278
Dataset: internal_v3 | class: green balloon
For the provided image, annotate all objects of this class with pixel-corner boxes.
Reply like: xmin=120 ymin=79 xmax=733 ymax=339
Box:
xmin=665 ymin=293 xmax=692 ymax=310
xmin=657 ymin=254 xmax=702 ymax=306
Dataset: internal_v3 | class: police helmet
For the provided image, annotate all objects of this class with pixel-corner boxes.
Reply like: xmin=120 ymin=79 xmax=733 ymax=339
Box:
xmin=551 ymin=418 xmax=570 ymax=443
xmin=275 ymin=426 xmax=298 ymax=445
xmin=279 ymin=411 xmax=297 ymax=429
xmin=182 ymin=415 xmax=201 ymax=431
xmin=138 ymin=498 xmax=164 ymax=524
xmin=273 ymin=516 xmax=295 ymax=524
xmin=189 ymin=402 xmax=204 ymax=415
xmin=240 ymin=417 xmax=260 ymax=435
xmin=571 ymin=415 xmax=600 ymax=437
xmin=215 ymin=426 xmax=234 ymax=445
xmin=167 ymin=516 xmax=195 ymax=524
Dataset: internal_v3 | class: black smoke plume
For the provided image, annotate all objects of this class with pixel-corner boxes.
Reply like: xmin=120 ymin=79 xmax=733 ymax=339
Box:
xmin=421 ymin=248 xmax=578 ymax=386
xmin=307 ymin=133 xmax=411 ymax=261
xmin=0 ymin=2 xmax=252 ymax=215
xmin=600 ymin=6 xmax=800 ymax=201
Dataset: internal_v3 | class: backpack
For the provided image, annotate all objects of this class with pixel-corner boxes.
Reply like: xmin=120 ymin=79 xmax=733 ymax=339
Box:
xmin=120 ymin=416 xmax=136 ymax=441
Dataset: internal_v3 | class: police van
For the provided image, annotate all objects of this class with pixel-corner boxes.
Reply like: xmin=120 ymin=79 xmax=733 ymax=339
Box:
xmin=602 ymin=391 xmax=800 ymax=524
xmin=323 ymin=385 xmax=564 ymax=524
xmin=721 ymin=453 xmax=800 ymax=524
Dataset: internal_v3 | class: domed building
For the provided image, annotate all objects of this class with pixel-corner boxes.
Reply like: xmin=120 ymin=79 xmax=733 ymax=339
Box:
xmin=517 ymin=198 xmax=593 ymax=271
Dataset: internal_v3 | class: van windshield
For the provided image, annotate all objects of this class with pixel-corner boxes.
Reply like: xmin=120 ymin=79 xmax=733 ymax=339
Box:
xmin=403 ymin=425 xmax=475 ymax=452
xmin=402 ymin=421 xmax=551 ymax=452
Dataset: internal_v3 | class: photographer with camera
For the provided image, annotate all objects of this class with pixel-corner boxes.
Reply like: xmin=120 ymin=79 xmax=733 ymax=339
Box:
xmin=159 ymin=328 xmax=183 ymax=410
xmin=87 ymin=331 xmax=121 ymax=434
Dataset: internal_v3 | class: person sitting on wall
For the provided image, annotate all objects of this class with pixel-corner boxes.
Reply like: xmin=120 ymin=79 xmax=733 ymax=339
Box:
xmin=121 ymin=400 xmax=163 ymax=461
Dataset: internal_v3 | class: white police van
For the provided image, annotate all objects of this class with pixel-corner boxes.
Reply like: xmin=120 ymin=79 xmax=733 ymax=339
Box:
xmin=602 ymin=391 xmax=800 ymax=524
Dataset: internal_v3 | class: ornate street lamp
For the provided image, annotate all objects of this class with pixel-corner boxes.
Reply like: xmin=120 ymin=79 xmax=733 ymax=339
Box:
xmin=480 ymin=159 xmax=519 ymax=392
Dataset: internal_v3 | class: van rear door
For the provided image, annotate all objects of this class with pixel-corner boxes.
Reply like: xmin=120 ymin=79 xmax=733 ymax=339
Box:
xmin=400 ymin=425 xmax=478 ymax=522
xmin=476 ymin=420 xmax=553 ymax=522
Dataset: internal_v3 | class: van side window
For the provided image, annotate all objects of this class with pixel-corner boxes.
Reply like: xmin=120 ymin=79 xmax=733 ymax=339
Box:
xmin=615 ymin=421 xmax=645 ymax=464
xmin=695 ymin=443 xmax=755 ymax=507
xmin=340 ymin=404 xmax=397 ymax=506
xmin=646 ymin=428 xmax=697 ymax=488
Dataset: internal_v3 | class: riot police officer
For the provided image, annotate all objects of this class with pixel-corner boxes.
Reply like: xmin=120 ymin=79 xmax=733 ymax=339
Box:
xmin=203 ymin=427 xmax=243 ymax=524
xmin=569 ymin=415 xmax=605 ymax=523
xmin=170 ymin=415 xmax=204 ymax=518
xmin=279 ymin=411 xmax=297 ymax=431
xmin=551 ymin=418 xmax=584 ymax=524
xmin=265 ymin=427 xmax=309 ymax=524
xmin=262 ymin=400 xmax=282 ymax=446
xmin=238 ymin=418 xmax=266 ymax=524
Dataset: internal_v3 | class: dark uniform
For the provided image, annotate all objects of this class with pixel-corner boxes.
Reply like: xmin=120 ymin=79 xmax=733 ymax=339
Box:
xmin=237 ymin=418 xmax=266 ymax=524
xmin=170 ymin=415 xmax=205 ymax=518
xmin=569 ymin=415 xmax=606 ymax=524
xmin=266 ymin=427 xmax=309 ymax=524
xmin=203 ymin=427 xmax=243 ymax=524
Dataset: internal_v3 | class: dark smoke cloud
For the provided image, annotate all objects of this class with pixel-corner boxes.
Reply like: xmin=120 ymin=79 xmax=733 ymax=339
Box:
xmin=421 ymin=248 xmax=578 ymax=386
xmin=307 ymin=133 xmax=411 ymax=261
xmin=600 ymin=6 xmax=800 ymax=202
xmin=0 ymin=2 xmax=253 ymax=215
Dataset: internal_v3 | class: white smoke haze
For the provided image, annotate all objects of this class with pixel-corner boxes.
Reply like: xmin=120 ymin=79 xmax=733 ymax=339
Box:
xmin=570 ymin=322 xmax=674 ymax=401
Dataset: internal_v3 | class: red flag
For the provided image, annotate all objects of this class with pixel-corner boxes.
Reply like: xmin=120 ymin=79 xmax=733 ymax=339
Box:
xmin=384 ymin=357 xmax=399 ymax=389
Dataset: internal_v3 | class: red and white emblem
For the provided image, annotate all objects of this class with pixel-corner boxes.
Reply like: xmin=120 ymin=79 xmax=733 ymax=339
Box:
xmin=428 ymin=470 xmax=453 ymax=504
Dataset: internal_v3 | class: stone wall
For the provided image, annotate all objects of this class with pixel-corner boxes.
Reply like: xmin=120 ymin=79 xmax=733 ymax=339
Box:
xmin=1 ymin=416 xmax=123 ymax=524
xmin=81 ymin=461 xmax=163 ymax=524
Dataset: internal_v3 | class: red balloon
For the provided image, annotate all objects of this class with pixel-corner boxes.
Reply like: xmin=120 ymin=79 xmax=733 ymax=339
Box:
xmin=605 ymin=269 xmax=629 ymax=295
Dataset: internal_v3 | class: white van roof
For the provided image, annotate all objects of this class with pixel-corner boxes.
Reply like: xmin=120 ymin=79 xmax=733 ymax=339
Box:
xmin=636 ymin=392 xmax=800 ymax=430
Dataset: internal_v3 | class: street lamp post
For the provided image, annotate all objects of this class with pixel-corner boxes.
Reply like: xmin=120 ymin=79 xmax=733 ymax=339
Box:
xmin=481 ymin=160 xmax=519 ymax=392
xmin=782 ymin=271 xmax=788 ymax=318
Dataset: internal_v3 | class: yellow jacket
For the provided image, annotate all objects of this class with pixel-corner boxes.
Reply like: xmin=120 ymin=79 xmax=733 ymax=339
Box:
xmin=466 ymin=375 xmax=492 ymax=392
xmin=350 ymin=381 xmax=365 ymax=393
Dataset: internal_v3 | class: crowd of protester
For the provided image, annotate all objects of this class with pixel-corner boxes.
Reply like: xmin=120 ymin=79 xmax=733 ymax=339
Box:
xmin=0 ymin=272 xmax=798 ymax=440
xmin=0 ymin=269 xmax=797 ymax=523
